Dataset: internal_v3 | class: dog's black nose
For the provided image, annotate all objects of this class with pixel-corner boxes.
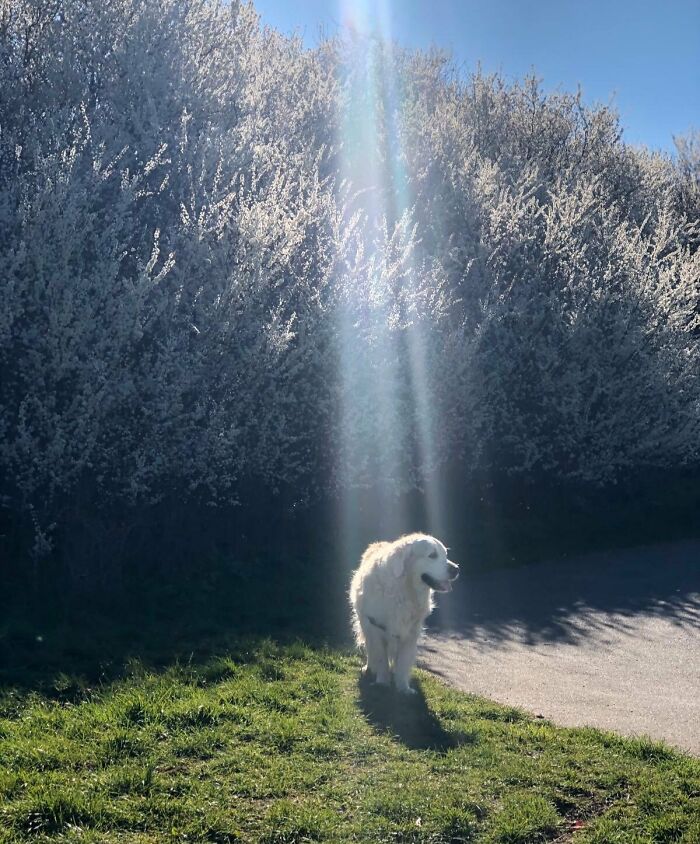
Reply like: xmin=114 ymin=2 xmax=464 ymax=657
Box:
xmin=447 ymin=561 xmax=459 ymax=580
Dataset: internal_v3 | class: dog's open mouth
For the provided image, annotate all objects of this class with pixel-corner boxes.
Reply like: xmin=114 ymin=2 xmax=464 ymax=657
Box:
xmin=421 ymin=573 xmax=451 ymax=592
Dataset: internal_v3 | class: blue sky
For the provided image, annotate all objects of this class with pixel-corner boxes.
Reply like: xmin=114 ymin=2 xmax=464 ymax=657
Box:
xmin=253 ymin=0 xmax=699 ymax=154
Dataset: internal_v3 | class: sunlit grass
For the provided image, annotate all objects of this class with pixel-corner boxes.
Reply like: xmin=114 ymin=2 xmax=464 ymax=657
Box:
xmin=1 ymin=634 xmax=698 ymax=842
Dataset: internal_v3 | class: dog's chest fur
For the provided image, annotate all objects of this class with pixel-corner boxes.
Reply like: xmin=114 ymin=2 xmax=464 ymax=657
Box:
xmin=361 ymin=563 xmax=434 ymax=639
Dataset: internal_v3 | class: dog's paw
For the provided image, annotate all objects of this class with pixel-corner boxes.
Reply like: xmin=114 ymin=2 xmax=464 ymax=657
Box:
xmin=395 ymin=684 xmax=417 ymax=695
xmin=359 ymin=667 xmax=377 ymax=687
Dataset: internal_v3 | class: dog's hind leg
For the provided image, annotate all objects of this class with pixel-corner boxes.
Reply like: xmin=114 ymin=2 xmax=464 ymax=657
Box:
xmin=364 ymin=624 xmax=391 ymax=686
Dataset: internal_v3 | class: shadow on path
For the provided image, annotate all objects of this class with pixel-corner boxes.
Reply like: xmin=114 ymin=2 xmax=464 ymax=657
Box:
xmin=429 ymin=540 xmax=700 ymax=647
xmin=420 ymin=540 xmax=700 ymax=754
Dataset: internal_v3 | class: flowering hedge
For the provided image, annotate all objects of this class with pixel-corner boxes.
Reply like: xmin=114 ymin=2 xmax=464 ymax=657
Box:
xmin=0 ymin=1 xmax=697 ymax=572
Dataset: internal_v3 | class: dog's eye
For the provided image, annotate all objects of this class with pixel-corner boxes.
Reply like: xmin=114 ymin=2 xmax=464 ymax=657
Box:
xmin=428 ymin=551 xmax=438 ymax=559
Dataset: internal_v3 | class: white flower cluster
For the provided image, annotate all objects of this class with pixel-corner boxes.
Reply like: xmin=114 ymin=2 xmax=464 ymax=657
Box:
xmin=0 ymin=2 xmax=697 ymax=562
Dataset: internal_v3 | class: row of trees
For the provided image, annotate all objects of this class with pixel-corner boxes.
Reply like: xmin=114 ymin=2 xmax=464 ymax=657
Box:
xmin=1 ymin=0 xmax=698 ymax=580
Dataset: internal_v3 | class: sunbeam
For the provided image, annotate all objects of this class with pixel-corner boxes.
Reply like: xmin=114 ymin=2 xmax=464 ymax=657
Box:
xmin=334 ymin=0 xmax=451 ymax=582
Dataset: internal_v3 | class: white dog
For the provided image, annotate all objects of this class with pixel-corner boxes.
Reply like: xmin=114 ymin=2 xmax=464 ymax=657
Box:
xmin=349 ymin=533 xmax=459 ymax=694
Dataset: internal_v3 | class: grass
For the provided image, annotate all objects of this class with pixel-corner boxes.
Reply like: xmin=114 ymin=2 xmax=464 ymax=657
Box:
xmin=1 ymin=566 xmax=699 ymax=844
xmin=1 ymin=642 xmax=699 ymax=843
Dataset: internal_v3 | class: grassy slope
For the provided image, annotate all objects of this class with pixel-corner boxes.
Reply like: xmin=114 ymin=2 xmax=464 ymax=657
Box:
xmin=1 ymin=563 xmax=699 ymax=844
xmin=1 ymin=640 xmax=699 ymax=844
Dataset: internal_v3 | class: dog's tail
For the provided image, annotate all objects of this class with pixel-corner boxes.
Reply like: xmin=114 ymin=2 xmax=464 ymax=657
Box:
xmin=348 ymin=576 xmax=366 ymax=648
xmin=350 ymin=608 xmax=365 ymax=648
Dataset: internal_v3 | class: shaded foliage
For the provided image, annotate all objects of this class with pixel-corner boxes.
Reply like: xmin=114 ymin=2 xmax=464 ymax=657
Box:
xmin=0 ymin=1 xmax=698 ymax=584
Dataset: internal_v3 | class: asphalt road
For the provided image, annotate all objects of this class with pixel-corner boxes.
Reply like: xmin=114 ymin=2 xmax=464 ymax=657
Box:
xmin=419 ymin=540 xmax=700 ymax=755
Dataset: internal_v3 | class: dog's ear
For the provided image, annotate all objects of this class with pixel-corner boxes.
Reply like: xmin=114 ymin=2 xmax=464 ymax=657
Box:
xmin=389 ymin=546 xmax=410 ymax=578
xmin=411 ymin=538 xmax=434 ymax=557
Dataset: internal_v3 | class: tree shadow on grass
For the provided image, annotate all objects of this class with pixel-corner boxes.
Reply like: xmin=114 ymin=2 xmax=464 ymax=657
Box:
xmin=6 ymin=537 xmax=697 ymax=702
xmin=0 ymin=554 xmax=355 ymax=699
xmin=356 ymin=672 xmax=477 ymax=753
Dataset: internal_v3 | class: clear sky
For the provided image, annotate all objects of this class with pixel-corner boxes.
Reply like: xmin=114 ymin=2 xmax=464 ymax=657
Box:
xmin=253 ymin=0 xmax=699 ymax=154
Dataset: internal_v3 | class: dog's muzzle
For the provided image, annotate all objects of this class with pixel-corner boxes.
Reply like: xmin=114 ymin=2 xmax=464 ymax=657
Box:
xmin=421 ymin=561 xmax=459 ymax=592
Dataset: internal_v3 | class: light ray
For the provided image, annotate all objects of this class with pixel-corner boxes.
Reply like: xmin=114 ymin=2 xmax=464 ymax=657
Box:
xmin=334 ymin=1 xmax=451 ymax=588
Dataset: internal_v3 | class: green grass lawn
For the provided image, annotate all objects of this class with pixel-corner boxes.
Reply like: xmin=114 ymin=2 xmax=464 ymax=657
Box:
xmin=1 ymin=548 xmax=699 ymax=843
xmin=1 ymin=618 xmax=699 ymax=843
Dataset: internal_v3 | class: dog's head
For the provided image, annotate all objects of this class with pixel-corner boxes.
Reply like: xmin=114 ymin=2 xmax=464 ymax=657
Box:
xmin=390 ymin=534 xmax=459 ymax=592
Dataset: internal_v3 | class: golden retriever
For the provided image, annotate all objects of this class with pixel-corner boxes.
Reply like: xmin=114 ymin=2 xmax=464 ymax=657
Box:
xmin=349 ymin=533 xmax=459 ymax=693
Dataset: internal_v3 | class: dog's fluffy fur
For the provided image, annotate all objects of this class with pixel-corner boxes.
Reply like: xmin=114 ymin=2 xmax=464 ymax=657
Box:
xmin=349 ymin=533 xmax=459 ymax=693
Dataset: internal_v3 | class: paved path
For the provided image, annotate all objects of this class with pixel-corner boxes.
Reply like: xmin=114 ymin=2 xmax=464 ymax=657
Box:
xmin=419 ymin=540 xmax=700 ymax=755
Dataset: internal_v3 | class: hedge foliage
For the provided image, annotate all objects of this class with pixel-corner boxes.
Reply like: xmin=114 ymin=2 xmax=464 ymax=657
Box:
xmin=1 ymin=1 xmax=698 ymax=571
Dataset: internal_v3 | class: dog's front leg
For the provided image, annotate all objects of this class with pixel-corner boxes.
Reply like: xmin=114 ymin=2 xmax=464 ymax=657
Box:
xmin=364 ymin=624 xmax=391 ymax=686
xmin=393 ymin=633 xmax=419 ymax=694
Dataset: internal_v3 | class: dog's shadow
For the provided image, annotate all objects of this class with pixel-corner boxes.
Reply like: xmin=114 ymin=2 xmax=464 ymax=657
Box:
xmin=357 ymin=673 xmax=476 ymax=753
